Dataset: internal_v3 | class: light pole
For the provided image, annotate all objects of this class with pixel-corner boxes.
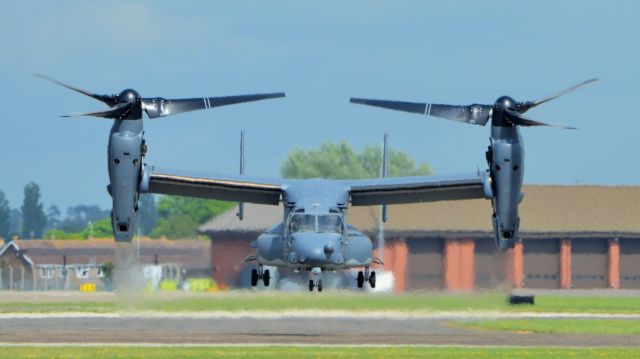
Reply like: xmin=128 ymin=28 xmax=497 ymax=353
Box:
xmin=88 ymin=221 xmax=94 ymax=239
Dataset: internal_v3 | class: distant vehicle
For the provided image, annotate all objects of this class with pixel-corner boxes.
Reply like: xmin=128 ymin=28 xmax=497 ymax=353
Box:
xmin=39 ymin=75 xmax=594 ymax=291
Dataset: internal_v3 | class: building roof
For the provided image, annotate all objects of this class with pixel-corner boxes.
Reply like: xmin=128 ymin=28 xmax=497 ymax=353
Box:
xmin=200 ymin=185 xmax=640 ymax=237
xmin=0 ymin=239 xmax=211 ymax=270
xmin=199 ymin=204 xmax=282 ymax=233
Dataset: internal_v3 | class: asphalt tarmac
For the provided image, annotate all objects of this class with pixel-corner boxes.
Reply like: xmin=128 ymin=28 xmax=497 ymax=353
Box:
xmin=0 ymin=314 xmax=637 ymax=347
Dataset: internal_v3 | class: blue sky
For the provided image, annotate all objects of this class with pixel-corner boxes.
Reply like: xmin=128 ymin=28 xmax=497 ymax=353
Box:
xmin=1 ymin=1 xmax=638 ymax=211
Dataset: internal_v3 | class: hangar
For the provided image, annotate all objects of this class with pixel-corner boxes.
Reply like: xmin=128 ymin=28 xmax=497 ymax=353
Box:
xmin=200 ymin=185 xmax=640 ymax=292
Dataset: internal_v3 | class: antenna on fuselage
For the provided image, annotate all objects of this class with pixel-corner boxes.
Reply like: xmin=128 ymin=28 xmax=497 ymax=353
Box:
xmin=381 ymin=131 xmax=389 ymax=223
xmin=377 ymin=132 xmax=389 ymax=262
xmin=236 ymin=131 xmax=245 ymax=220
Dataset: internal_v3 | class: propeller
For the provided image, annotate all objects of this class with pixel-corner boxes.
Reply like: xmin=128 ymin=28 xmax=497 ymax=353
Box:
xmin=350 ymin=78 xmax=598 ymax=128
xmin=35 ymin=73 xmax=118 ymax=107
xmin=516 ymin=78 xmax=598 ymax=113
xmin=36 ymin=74 xmax=285 ymax=120
xmin=60 ymin=102 xmax=132 ymax=119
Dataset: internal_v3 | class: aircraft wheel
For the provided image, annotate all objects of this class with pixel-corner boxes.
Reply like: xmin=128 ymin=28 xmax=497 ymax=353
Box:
xmin=263 ymin=269 xmax=271 ymax=287
xmin=369 ymin=271 xmax=376 ymax=289
xmin=317 ymin=280 xmax=323 ymax=292
xmin=357 ymin=271 xmax=364 ymax=288
xmin=308 ymin=279 xmax=314 ymax=292
xmin=250 ymin=269 xmax=258 ymax=287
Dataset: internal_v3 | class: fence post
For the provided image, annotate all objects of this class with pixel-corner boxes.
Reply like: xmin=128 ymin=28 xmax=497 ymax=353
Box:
xmin=8 ymin=265 xmax=13 ymax=290
xmin=20 ymin=267 xmax=25 ymax=291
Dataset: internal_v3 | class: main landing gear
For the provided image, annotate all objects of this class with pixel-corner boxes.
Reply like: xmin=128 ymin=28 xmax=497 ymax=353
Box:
xmin=250 ymin=266 xmax=270 ymax=287
xmin=357 ymin=267 xmax=376 ymax=289
xmin=308 ymin=267 xmax=323 ymax=292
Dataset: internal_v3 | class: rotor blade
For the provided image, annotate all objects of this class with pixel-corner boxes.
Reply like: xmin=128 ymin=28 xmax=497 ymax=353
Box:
xmin=428 ymin=104 xmax=492 ymax=125
xmin=142 ymin=92 xmax=285 ymax=119
xmin=350 ymin=98 xmax=492 ymax=126
xmin=519 ymin=78 xmax=599 ymax=112
xmin=350 ymin=98 xmax=427 ymax=114
xmin=34 ymin=73 xmax=117 ymax=107
xmin=504 ymin=109 xmax=576 ymax=129
xmin=61 ymin=102 xmax=131 ymax=119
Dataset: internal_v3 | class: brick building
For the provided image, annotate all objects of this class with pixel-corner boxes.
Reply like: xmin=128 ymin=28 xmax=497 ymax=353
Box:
xmin=0 ymin=238 xmax=211 ymax=290
xmin=200 ymin=185 xmax=640 ymax=292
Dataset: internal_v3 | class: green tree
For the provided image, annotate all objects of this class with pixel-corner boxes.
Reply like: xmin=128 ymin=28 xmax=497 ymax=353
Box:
xmin=60 ymin=205 xmax=109 ymax=232
xmin=21 ymin=182 xmax=47 ymax=239
xmin=83 ymin=218 xmax=113 ymax=238
xmin=9 ymin=209 xmax=21 ymax=238
xmin=44 ymin=217 xmax=112 ymax=240
xmin=152 ymin=197 xmax=233 ymax=239
xmin=0 ymin=191 xmax=10 ymax=240
xmin=152 ymin=214 xmax=199 ymax=239
xmin=44 ymin=228 xmax=84 ymax=240
xmin=281 ymin=140 xmax=432 ymax=179
xmin=46 ymin=204 xmax=61 ymax=231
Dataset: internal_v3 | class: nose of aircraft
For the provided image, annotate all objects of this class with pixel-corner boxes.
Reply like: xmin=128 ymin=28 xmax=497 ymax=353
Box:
xmin=324 ymin=242 xmax=335 ymax=254
xmin=291 ymin=233 xmax=342 ymax=266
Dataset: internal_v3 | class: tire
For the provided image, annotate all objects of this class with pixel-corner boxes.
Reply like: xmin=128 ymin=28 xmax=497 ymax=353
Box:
xmin=263 ymin=269 xmax=271 ymax=287
xmin=369 ymin=271 xmax=376 ymax=289
xmin=308 ymin=279 xmax=314 ymax=292
xmin=317 ymin=280 xmax=323 ymax=292
xmin=251 ymin=269 xmax=258 ymax=287
xmin=357 ymin=271 xmax=364 ymax=288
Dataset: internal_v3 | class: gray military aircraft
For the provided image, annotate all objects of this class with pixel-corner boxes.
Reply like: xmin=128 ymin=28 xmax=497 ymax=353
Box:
xmin=350 ymin=79 xmax=597 ymax=250
xmin=38 ymin=75 xmax=591 ymax=291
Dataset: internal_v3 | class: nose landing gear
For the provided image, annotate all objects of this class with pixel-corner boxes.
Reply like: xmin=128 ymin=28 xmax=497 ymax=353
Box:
xmin=308 ymin=267 xmax=323 ymax=292
xmin=357 ymin=267 xmax=376 ymax=289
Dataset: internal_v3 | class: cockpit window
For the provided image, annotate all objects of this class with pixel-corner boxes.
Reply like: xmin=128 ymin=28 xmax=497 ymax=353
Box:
xmin=290 ymin=214 xmax=316 ymax=233
xmin=317 ymin=214 xmax=343 ymax=233
xmin=290 ymin=213 xmax=343 ymax=234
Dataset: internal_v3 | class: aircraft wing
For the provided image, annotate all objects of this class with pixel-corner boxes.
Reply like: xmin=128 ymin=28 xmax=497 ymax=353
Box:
xmin=345 ymin=173 xmax=487 ymax=206
xmin=145 ymin=167 xmax=287 ymax=205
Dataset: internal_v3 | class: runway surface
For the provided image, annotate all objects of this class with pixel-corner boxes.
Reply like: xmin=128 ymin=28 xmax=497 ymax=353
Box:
xmin=0 ymin=313 xmax=638 ymax=347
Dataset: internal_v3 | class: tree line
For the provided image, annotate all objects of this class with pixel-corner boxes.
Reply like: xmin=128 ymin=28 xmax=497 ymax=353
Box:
xmin=0 ymin=141 xmax=431 ymax=241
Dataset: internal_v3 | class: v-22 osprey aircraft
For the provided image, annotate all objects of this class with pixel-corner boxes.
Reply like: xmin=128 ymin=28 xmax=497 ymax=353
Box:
xmin=38 ymin=74 xmax=595 ymax=291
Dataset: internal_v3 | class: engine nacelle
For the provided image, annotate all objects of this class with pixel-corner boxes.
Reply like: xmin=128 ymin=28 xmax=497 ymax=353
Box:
xmin=108 ymin=121 xmax=144 ymax=242
xmin=487 ymin=129 xmax=524 ymax=250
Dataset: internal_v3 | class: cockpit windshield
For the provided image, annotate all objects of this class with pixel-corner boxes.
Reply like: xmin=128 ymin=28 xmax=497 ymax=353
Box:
xmin=289 ymin=213 xmax=343 ymax=234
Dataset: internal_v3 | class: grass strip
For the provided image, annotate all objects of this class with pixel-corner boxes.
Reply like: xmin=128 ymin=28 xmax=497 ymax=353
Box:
xmin=1 ymin=346 xmax=640 ymax=359
xmin=0 ymin=292 xmax=639 ymax=314
xmin=457 ymin=318 xmax=640 ymax=335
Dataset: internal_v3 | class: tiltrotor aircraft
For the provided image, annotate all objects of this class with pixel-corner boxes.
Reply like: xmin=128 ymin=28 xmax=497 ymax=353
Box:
xmin=351 ymin=79 xmax=597 ymax=251
xmin=39 ymin=75 xmax=594 ymax=291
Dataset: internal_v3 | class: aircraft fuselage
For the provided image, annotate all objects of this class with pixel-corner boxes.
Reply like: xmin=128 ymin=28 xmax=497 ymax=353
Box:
xmin=255 ymin=208 xmax=373 ymax=271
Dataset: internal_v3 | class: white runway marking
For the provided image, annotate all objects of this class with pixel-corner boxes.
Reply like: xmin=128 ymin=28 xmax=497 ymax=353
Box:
xmin=1 ymin=310 xmax=639 ymax=320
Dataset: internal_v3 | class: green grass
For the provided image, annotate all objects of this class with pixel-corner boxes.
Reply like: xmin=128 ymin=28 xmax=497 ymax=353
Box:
xmin=0 ymin=291 xmax=639 ymax=314
xmin=457 ymin=319 xmax=640 ymax=335
xmin=0 ymin=300 xmax=116 ymax=313
xmin=531 ymin=295 xmax=640 ymax=314
xmin=0 ymin=346 xmax=639 ymax=359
